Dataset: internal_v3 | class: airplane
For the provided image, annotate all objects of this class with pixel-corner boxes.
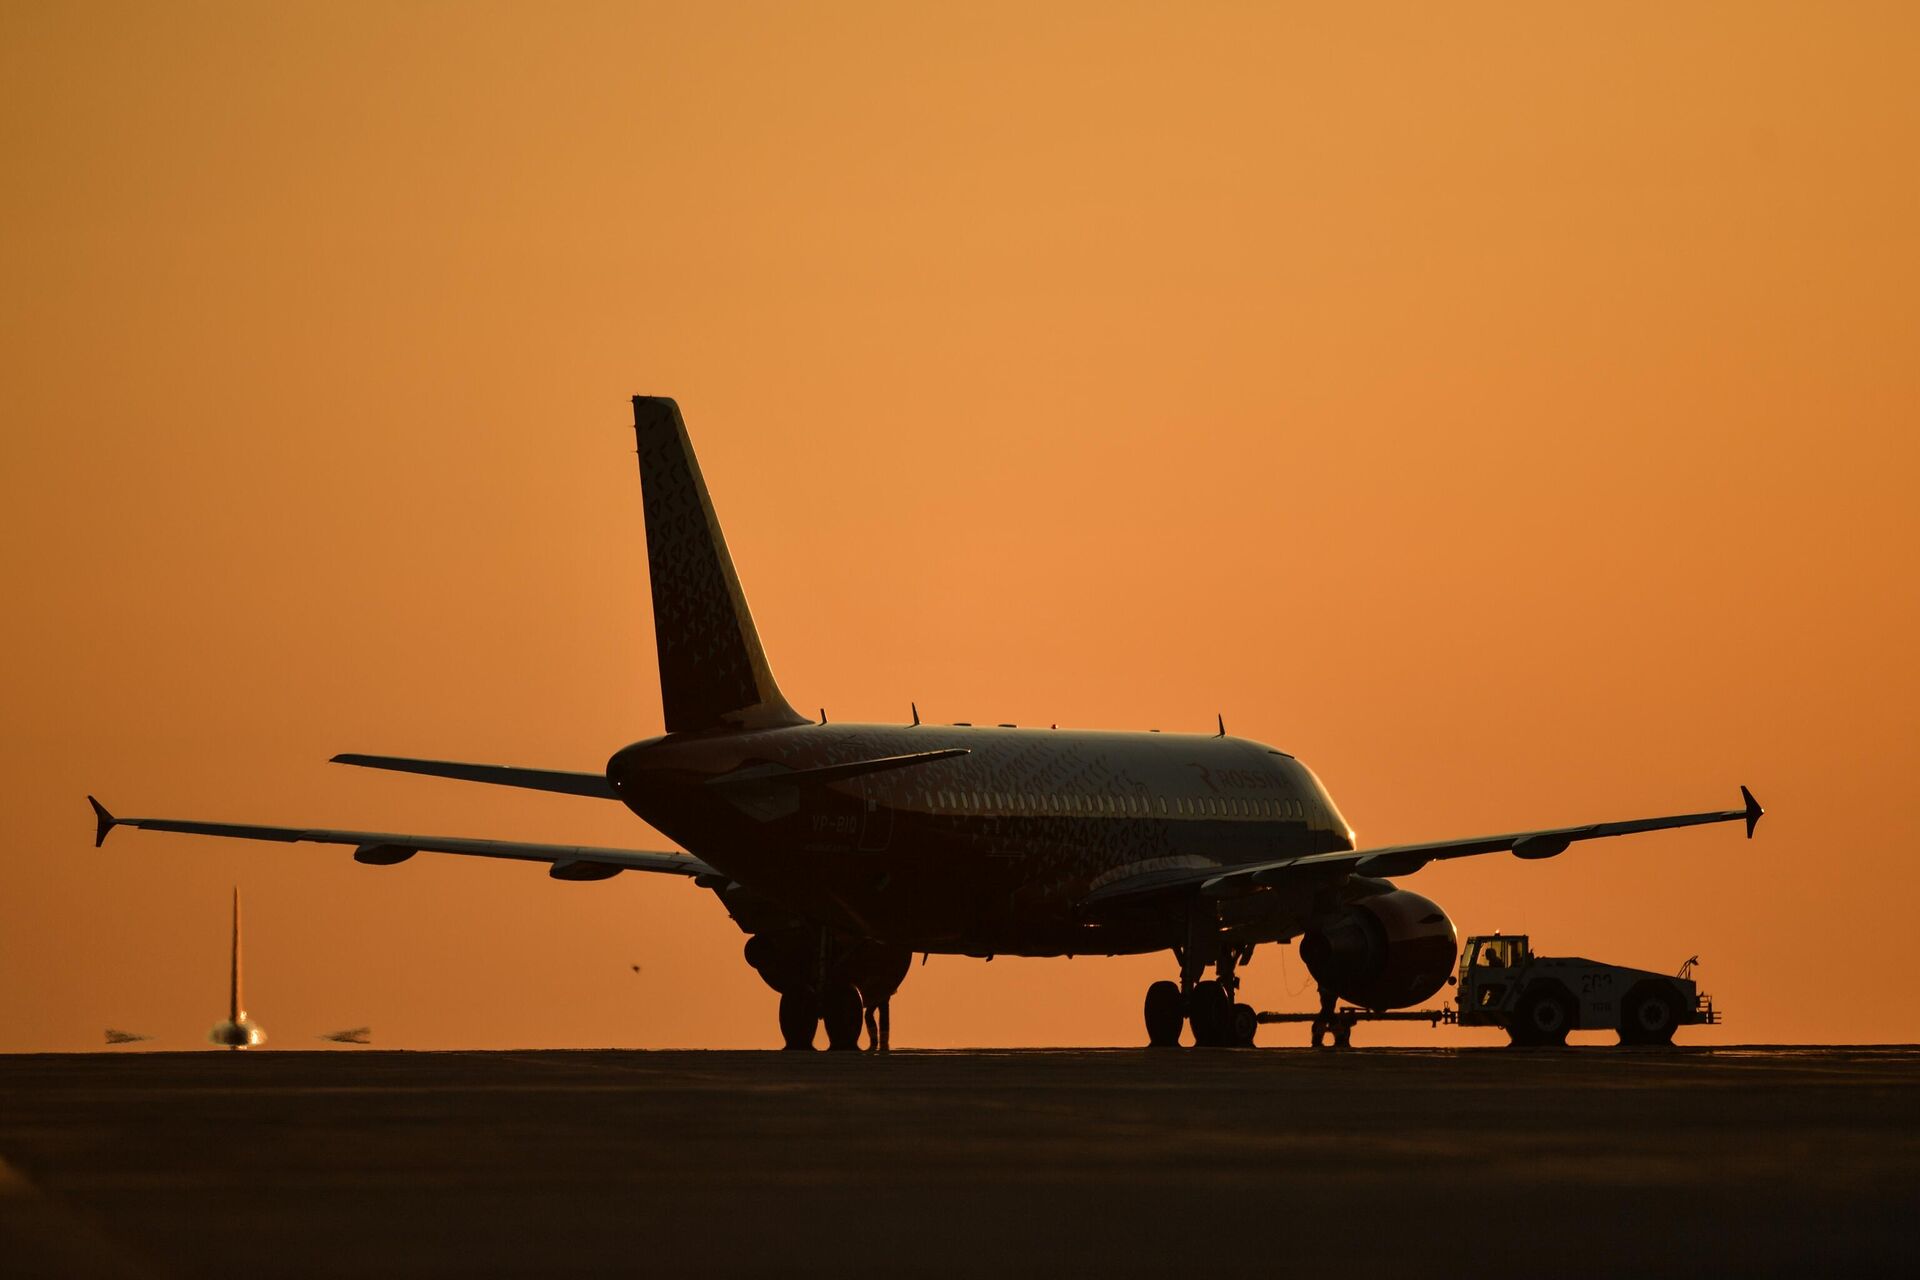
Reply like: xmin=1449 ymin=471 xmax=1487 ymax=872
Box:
xmin=88 ymin=396 xmax=1763 ymax=1051
xmin=104 ymin=1029 xmax=152 ymax=1045
xmin=207 ymin=887 xmax=266 ymax=1049
xmin=320 ymin=1027 xmax=372 ymax=1045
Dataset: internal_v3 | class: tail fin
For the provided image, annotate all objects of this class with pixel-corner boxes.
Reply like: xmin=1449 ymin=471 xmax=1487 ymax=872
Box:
xmin=230 ymin=887 xmax=243 ymax=1022
xmin=632 ymin=397 xmax=805 ymax=734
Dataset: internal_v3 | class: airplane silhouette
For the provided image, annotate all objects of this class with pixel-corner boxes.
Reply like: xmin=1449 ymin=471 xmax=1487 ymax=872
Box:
xmin=90 ymin=397 xmax=1761 ymax=1050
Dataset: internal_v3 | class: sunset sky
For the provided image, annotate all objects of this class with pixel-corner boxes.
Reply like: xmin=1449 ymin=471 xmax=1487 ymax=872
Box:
xmin=3 ymin=2 xmax=1915 ymax=1050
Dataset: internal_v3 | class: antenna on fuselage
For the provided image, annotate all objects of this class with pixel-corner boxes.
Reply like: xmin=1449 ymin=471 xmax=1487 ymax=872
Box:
xmin=819 ymin=708 xmax=828 ymax=725
xmin=911 ymin=702 xmax=920 ymax=726
xmin=1216 ymin=713 xmax=1226 ymax=737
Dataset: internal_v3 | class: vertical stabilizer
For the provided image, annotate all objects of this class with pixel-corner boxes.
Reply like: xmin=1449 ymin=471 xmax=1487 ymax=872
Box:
xmin=209 ymin=888 xmax=263 ymax=1048
xmin=632 ymin=397 xmax=806 ymax=733
xmin=230 ymin=886 xmax=243 ymax=1022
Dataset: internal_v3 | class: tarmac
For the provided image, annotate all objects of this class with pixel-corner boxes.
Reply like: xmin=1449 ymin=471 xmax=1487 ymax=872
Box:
xmin=1 ymin=1047 xmax=1915 ymax=1276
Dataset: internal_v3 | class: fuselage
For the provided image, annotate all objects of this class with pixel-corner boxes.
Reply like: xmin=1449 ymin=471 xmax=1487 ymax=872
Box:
xmin=609 ymin=723 xmax=1359 ymax=957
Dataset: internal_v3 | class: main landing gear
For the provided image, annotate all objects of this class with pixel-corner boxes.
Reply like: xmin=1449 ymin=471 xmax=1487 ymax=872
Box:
xmin=749 ymin=929 xmax=910 ymax=1051
xmin=778 ymin=988 xmax=857 ymax=1050
xmin=1143 ymin=944 xmax=1258 ymax=1048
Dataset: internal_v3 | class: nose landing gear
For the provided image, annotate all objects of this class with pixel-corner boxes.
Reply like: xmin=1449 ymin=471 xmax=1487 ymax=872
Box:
xmin=1142 ymin=944 xmax=1259 ymax=1048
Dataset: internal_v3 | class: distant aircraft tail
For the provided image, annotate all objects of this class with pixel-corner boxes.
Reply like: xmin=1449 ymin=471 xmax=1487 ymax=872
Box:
xmin=632 ymin=397 xmax=806 ymax=734
xmin=209 ymin=886 xmax=265 ymax=1047
xmin=230 ymin=886 xmax=243 ymax=1023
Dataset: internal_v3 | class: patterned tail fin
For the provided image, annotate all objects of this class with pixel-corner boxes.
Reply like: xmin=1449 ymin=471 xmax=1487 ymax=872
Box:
xmin=632 ymin=397 xmax=805 ymax=734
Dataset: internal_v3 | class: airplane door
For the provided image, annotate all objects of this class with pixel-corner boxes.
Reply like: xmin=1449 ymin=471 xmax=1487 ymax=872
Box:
xmin=858 ymin=778 xmax=894 ymax=852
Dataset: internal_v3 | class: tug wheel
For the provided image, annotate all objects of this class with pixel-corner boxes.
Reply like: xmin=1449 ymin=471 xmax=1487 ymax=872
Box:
xmin=1619 ymin=982 xmax=1681 ymax=1046
xmin=1510 ymin=984 xmax=1574 ymax=1047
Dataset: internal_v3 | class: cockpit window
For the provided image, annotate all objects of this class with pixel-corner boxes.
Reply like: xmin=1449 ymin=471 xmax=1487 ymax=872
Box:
xmin=1473 ymin=938 xmax=1525 ymax=968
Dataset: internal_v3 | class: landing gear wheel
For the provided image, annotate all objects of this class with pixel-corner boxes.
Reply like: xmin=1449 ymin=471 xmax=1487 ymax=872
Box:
xmin=1187 ymin=980 xmax=1232 ymax=1047
xmin=1510 ymin=984 xmax=1575 ymax=1047
xmin=1144 ymin=980 xmax=1185 ymax=1047
xmin=821 ymin=983 xmax=865 ymax=1051
xmin=1331 ymin=1019 xmax=1353 ymax=1049
xmin=1619 ymin=982 xmax=1681 ymax=1046
xmin=778 ymin=990 xmax=819 ymax=1051
xmin=1230 ymin=1002 xmax=1258 ymax=1048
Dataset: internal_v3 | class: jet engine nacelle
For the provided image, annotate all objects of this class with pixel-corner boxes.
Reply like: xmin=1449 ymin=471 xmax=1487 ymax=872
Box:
xmin=1299 ymin=889 xmax=1458 ymax=1011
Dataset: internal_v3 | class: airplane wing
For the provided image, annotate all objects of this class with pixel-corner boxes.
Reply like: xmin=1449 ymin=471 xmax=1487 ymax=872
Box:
xmin=1081 ymin=787 xmax=1762 ymax=908
xmin=87 ymin=796 xmax=714 ymax=882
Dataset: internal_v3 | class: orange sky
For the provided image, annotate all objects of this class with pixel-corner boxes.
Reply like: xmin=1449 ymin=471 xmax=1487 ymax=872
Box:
xmin=3 ymin=2 xmax=1916 ymax=1050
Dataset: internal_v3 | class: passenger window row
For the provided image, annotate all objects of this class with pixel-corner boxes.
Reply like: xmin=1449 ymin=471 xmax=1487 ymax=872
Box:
xmin=930 ymin=791 xmax=1307 ymax=820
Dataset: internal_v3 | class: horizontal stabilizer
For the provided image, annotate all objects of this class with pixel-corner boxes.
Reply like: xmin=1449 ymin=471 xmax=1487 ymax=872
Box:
xmin=331 ymin=755 xmax=617 ymax=799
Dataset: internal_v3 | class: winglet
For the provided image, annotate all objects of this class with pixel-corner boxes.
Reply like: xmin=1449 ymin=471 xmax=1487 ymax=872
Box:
xmin=88 ymin=795 xmax=117 ymax=848
xmin=1741 ymin=785 xmax=1763 ymax=839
